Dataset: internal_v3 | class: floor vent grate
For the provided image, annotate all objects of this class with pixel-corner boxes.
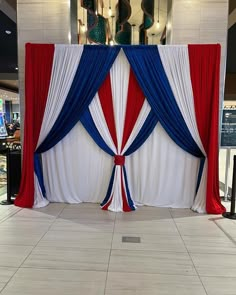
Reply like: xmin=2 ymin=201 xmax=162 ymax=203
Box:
xmin=122 ymin=236 xmax=141 ymax=243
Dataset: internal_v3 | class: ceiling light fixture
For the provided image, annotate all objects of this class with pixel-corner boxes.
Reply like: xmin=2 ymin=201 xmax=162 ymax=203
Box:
xmin=108 ymin=0 xmax=112 ymax=16
xmin=95 ymin=0 xmax=98 ymax=15
xmin=109 ymin=15 xmax=115 ymax=46
xmin=151 ymin=33 xmax=155 ymax=45
xmin=156 ymin=0 xmax=160 ymax=29
xmin=81 ymin=8 xmax=86 ymax=33
xmin=81 ymin=24 xmax=86 ymax=32
xmin=132 ymin=24 xmax=136 ymax=44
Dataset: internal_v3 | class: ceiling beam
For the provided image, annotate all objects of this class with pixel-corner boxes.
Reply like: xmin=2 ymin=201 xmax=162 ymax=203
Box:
xmin=0 ymin=73 xmax=18 ymax=80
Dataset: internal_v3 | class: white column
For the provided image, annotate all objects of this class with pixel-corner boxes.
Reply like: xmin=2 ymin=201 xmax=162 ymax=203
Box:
xmin=166 ymin=0 xmax=229 ymax=107
xmin=17 ymin=0 xmax=71 ymax=139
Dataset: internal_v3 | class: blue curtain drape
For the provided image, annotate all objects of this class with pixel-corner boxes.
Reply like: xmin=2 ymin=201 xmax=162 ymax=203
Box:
xmin=123 ymin=45 xmax=204 ymax=159
xmin=34 ymin=153 xmax=46 ymax=196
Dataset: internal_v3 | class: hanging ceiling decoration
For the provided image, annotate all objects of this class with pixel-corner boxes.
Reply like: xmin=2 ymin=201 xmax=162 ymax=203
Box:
xmin=81 ymin=0 xmax=108 ymax=44
xmin=78 ymin=0 xmax=167 ymax=45
xmin=139 ymin=0 xmax=154 ymax=45
xmin=115 ymin=0 xmax=132 ymax=44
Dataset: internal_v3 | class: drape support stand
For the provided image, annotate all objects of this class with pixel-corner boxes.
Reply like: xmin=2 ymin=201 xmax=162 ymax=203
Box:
xmin=223 ymin=155 xmax=236 ymax=219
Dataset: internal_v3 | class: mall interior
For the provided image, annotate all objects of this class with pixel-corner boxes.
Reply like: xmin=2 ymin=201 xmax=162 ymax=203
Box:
xmin=0 ymin=0 xmax=236 ymax=294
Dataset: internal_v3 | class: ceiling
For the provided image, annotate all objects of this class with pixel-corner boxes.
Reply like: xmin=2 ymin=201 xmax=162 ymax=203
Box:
xmin=0 ymin=0 xmax=18 ymax=97
xmin=229 ymin=0 xmax=236 ymax=14
xmin=0 ymin=79 xmax=18 ymax=92
xmin=226 ymin=22 xmax=236 ymax=73
xmin=0 ymin=8 xmax=17 ymax=73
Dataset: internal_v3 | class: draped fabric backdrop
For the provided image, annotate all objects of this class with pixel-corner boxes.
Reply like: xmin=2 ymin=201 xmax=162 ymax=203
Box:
xmin=15 ymin=44 xmax=225 ymax=214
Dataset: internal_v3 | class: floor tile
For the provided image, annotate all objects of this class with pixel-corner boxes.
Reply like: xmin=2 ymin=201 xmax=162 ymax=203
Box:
xmin=1 ymin=216 xmax=54 ymax=225
xmin=191 ymin=253 xmax=236 ymax=277
xmin=12 ymin=208 xmax=57 ymax=220
xmin=114 ymin=219 xmax=178 ymax=235
xmin=0 ymin=283 xmax=5 ymax=292
xmin=175 ymin=221 xmax=225 ymax=237
xmin=13 ymin=267 xmax=107 ymax=282
xmin=0 ymin=229 xmax=45 ymax=246
xmin=38 ymin=230 xmax=113 ymax=249
xmin=1 ymin=280 xmax=105 ymax=295
xmin=170 ymin=208 xmax=203 ymax=219
xmin=182 ymin=235 xmax=236 ymax=254
xmin=33 ymin=203 xmax=66 ymax=215
xmin=201 ymin=276 xmax=236 ymax=295
xmin=0 ymin=267 xmax=17 ymax=283
xmin=23 ymin=246 xmax=110 ymax=271
xmin=50 ymin=218 xmax=114 ymax=233
xmin=106 ymin=291 xmax=156 ymax=295
xmin=0 ymin=206 xmax=22 ymax=223
xmin=105 ymin=272 xmax=207 ymax=295
xmin=116 ymin=207 xmax=172 ymax=221
xmin=0 ymin=245 xmax=33 ymax=267
xmin=65 ymin=203 xmax=101 ymax=209
xmin=214 ymin=218 xmax=236 ymax=238
xmin=0 ymin=219 xmax=51 ymax=231
xmin=0 ymin=226 xmax=48 ymax=235
xmin=109 ymin=250 xmax=197 ymax=275
xmin=173 ymin=215 xmax=222 ymax=223
xmin=59 ymin=207 xmax=116 ymax=221
xmin=112 ymin=233 xmax=187 ymax=252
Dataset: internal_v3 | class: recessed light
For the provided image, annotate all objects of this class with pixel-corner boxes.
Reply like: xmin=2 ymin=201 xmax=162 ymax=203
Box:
xmin=5 ymin=30 xmax=12 ymax=35
xmin=15 ymin=67 xmax=18 ymax=70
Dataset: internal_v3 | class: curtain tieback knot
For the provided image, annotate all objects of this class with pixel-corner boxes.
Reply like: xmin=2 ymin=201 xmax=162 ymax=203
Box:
xmin=114 ymin=155 xmax=125 ymax=166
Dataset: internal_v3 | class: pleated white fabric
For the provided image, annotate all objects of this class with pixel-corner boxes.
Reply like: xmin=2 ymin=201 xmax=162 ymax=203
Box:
xmin=33 ymin=44 xmax=84 ymax=208
xmin=158 ymin=45 xmax=207 ymax=213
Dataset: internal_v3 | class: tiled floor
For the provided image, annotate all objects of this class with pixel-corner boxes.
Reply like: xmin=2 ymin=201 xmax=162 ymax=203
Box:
xmin=0 ymin=196 xmax=236 ymax=294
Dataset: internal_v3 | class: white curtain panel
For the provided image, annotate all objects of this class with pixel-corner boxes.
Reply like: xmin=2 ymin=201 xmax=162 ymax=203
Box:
xmin=34 ymin=44 xmax=84 ymax=208
xmin=126 ymin=123 xmax=199 ymax=208
xmin=42 ymin=122 xmax=113 ymax=203
xmin=158 ymin=45 xmax=207 ymax=213
xmin=41 ymin=47 xmax=200 ymax=210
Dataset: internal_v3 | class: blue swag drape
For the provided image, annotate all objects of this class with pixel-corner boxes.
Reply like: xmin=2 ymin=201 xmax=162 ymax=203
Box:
xmin=34 ymin=45 xmax=120 ymax=196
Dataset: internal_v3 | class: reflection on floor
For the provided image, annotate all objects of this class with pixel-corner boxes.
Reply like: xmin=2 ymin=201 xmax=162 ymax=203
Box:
xmin=0 ymin=196 xmax=235 ymax=295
